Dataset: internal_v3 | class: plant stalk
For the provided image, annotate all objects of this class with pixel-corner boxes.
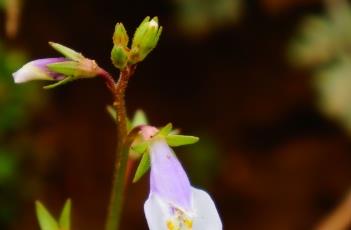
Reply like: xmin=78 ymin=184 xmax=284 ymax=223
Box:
xmin=104 ymin=65 xmax=135 ymax=230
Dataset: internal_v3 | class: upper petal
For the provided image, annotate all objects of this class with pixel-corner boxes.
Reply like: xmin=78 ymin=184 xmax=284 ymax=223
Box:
xmin=149 ymin=140 xmax=192 ymax=211
xmin=192 ymin=188 xmax=222 ymax=230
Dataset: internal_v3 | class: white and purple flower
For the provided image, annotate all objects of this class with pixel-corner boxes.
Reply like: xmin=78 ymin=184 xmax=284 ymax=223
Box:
xmin=142 ymin=131 xmax=222 ymax=230
xmin=12 ymin=57 xmax=67 ymax=83
xmin=12 ymin=42 xmax=100 ymax=88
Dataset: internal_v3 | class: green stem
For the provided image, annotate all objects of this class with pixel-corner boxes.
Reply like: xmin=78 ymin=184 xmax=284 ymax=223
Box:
xmin=105 ymin=65 xmax=136 ymax=230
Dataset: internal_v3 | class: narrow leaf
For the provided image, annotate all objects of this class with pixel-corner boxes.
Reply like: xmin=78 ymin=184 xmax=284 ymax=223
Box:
xmin=166 ymin=134 xmax=199 ymax=147
xmin=49 ymin=42 xmax=84 ymax=61
xmin=133 ymin=152 xmax=151 ymax=183
xmin=59 ymin=199 xmax=72 ymax=230
xmin=35 ymin=201 xmax=59 ymax=230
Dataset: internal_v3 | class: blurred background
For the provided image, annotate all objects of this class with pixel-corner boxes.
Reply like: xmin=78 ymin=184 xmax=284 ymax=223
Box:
xmin=2 ymin=0 xmax=351 ymax=229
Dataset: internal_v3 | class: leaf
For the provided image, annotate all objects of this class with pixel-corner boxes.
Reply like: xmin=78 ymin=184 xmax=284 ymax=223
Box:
xmin=131 ymin=109 xmax=148 ymax=128
xmin=59 ymin=199 xmax=72 ymax=230
xmin=49 ymin=42 xmax=84 ymax=61
xmin=43 ymin=76 xmax=74 ymax=89
xmin=156 ymin=123 xmax=172 ymax=137
xmin=133 ymin=152 xmax=151 ymax=183
xmin=35 ymin=201 xmax=59 ymax=230
xmin=166 ymin=134 xmax=199 ymax=147
xmin=131 ymin=142 xmax=148 ymax=155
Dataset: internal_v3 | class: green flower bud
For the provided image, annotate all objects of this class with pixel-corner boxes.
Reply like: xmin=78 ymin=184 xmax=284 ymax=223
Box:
xmin=113 ymin=23 xmax=129 ymax=47
xmin=111 ymin=45 xmax=129 ymax=70
xmin=130 ymin=16 xmax=162 ymax=64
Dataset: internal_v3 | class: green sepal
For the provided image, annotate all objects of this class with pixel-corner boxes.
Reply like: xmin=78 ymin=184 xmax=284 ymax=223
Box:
xmin=35 ymin=201 xmax=59 ymax=230
xmin=131 ymin=141 xmax=149 ymax=154
xmin=49 ymin=42 xmax=84 ymax=61
xmin=156 ymin=123 xmax=172 ymax=137
xmin=43 ymin=76 xmax=75 ymax=89
xmin=132 ymin=16 xmax=151 ymax=46
xmin=59 ymin=199 xmax=71 ymax=230
xmin=47 ymin=61 xmax=81 ymax=76
xmin=133 ymin=152 xmax=151 ymax=183
xmin=131 ymin=109 xmax=148 ymax=128
xmin=166 ymin=134 xmax=199 ymax=147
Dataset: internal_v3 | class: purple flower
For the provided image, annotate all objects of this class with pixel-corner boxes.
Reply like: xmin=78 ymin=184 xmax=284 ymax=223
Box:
xmin=12 ymin=58 xmax=67 ymax=83
xmin=144 ymin=139 xmax=222 ymax=230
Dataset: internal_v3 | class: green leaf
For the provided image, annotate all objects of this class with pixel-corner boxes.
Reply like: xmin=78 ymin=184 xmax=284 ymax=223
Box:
xmin=35 ymin=201 xmax=59 ymax=230
xmin=59 ymin=199 xmax=71 ymax=230
xmin=131 ymin=110 xmax=148 ymax=128
xmin=166 ymin=134 xmax=199 ymax=147
xmin=156 ymin=123 xmax=172 ymax=137
xmin=43 ymin=76 xmax=74 ymax=89
xmin=131 ymin=142 xmax=148 ymax=155
xmin=133 ymin=152 xmax=151 ymax=183
xmin=49 ymin=42 xmax=84 ymax=61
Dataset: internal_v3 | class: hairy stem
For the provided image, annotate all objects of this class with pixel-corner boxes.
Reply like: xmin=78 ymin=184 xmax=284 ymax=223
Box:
xmin=105 ymin=65 xmax=136 ymax=230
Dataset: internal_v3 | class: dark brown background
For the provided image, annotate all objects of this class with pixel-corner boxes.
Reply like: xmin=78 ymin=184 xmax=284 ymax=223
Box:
xmin=2 ymin=0 xmax=351 ymax=229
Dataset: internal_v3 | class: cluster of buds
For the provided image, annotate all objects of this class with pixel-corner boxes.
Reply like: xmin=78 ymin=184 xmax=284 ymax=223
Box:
xmin=111 ymin=17 xmax=162 ymax=70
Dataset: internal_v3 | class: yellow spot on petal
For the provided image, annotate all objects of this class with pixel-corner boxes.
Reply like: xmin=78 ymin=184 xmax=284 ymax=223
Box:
xmin=184 ymin=219 xmax=193 ymax=229
xmin=167 ymin=220 xmax=175 ymax=230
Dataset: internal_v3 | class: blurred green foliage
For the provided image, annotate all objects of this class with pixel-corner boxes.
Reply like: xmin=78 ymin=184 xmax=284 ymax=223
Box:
xmin=0 ymin=41 xmax=43 ymax=228
xmin=290 ymin=0 xmax=351 ymax=133
xmin=0 ymin=0 xmax=5 ymax=9
xmin=175 ymin=0 xmax=243 ymax=37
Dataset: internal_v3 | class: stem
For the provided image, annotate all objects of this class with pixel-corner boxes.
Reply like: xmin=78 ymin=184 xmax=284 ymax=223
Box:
xmin=104 ymin=65 xmax=136 ymax=230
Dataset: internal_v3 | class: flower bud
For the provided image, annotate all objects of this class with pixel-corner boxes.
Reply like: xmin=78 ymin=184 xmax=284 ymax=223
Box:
xmin=129 ymin=16 xmax=162 ymax=64
xmin=111 ymin=45 xmax=129 ymax=70
xmin=113 ymin=23 xmax=129 ymax=47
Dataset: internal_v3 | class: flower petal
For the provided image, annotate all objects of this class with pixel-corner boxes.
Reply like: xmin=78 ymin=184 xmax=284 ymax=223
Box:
xmin=144 ymin=193 xmax=169 ymax=230
xmin=12 ymin=58 xmax=66 ymax=83
xmin=150 ymin=140 xmax=192 ymax=211
xmin=192 ymin=188 xmax=222 ymax=230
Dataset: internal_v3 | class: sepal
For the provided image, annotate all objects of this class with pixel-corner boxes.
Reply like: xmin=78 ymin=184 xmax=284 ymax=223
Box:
xmin=133 ymin=152 xmax=151 ymax=183
xmin=156 ymin=123 xmax=172 ymax=137
xmin=49 ymin=42 xmax=84 ymax=61
xmin=166 ymin=134 xmax=199 ymax=147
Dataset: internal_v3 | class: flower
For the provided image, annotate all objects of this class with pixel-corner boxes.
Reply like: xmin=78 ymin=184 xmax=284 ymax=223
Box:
xmin=12 ymin=58 xmax=67 ymax=83
xmin=143 ymin=136 xmax=222 ymax=230
xmin=12 ymin=42 xmax=100 ymax=88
